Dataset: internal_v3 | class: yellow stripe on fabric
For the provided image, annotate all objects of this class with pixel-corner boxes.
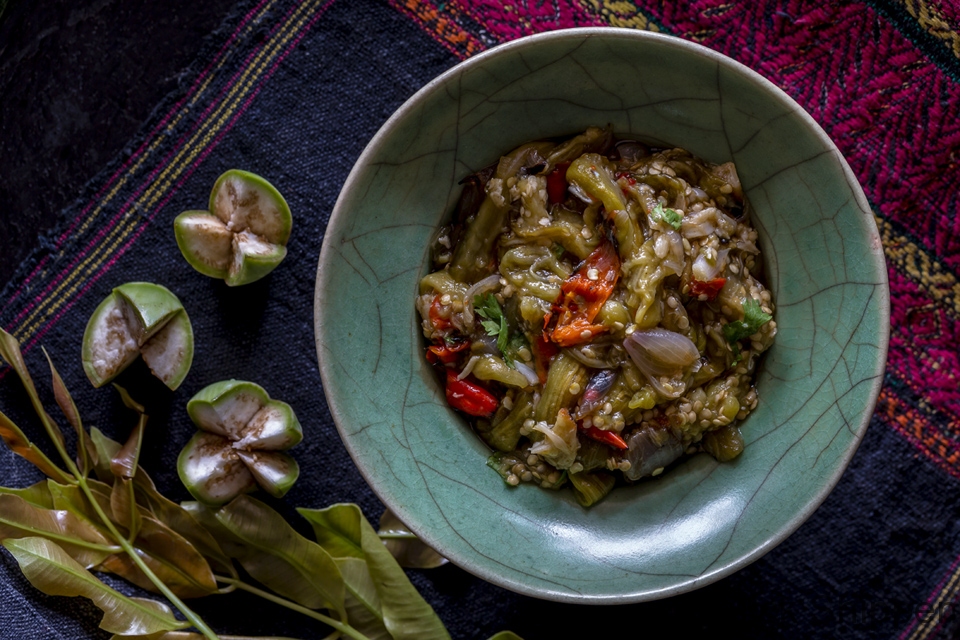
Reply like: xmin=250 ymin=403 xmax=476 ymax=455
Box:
xmin=63 ymin=0 xmax=280 ymax=246
xmin=877 ymin=215 xmax=960 ymax=318
xmin=15 ymin=0 xmax=317 ymax=343
xmin=900 ymin=0 xmax=960 ymax=59
xmin=577 ymin=0 xmax=661 ymax=31
xmin=906 ymin=560 xmax=960 ymax=640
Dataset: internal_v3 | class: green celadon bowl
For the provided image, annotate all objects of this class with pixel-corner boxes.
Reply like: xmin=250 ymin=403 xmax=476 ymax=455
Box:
xmin=314 ymin=28 xmax=889 ymax=603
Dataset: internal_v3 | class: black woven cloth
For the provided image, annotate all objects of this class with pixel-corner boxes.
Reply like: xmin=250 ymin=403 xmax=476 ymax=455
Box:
xmin=1 ymin=1 xmax=959 ymax=638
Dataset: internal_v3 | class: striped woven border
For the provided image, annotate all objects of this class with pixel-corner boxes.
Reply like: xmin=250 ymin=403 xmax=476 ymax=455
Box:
xmin=0 ymin=0 xmax=333 ymax=356
xmin=392 ymin=1 xmax=960 ymax=636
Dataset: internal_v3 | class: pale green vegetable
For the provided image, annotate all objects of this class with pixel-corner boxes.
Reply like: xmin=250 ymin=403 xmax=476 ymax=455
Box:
xmin=81 ymin=282 xmax=194 ymax=390
xmin=178 ymin=380 xmax=302 ymax=505
xmin=174 ymin=169 xmax=291 ymax=286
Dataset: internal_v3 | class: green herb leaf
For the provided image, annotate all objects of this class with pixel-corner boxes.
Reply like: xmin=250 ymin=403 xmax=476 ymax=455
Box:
xmin=651 ymin=202 xmax=683 ymax=230
xmin=722 ymin=298 xmax=773 ymax=345
xmin=3 ymin=537 xmax=189 ymax=635
xmin=474 ymin=293 xmax=510 ymax=359
xmin=298 ymin=504 xmax=451 ymax=640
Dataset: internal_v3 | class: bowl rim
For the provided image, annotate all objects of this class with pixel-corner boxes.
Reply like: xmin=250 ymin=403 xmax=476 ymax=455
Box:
xmin=315 ymin=26 xmax=890 ymax=603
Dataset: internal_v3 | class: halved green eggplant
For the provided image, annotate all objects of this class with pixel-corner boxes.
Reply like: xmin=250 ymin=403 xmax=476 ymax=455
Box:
xmin=178 ymin=379 xmax=302 ymax=505
xmin=174 ymin=170 xmax=291 ymax=286
xmin=81 ymin=282 xmax=194 ymax=390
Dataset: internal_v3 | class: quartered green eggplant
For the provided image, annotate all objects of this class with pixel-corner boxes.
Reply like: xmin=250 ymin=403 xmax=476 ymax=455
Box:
xmin=177 ymin=379 xmax=302 ymax=505
xmin=174 ymin=169 xmax=292 ymax=286
xmin=81 ymin=282 xmax=194 ymax=390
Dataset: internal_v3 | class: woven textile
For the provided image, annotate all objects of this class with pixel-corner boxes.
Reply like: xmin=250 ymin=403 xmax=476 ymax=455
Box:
xmin=1 ymin=0 xmax=958 ymax=637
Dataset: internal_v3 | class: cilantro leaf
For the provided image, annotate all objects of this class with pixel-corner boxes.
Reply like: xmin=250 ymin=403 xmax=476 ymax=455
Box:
xmin=722 ymin=298 xmax=773 ymax=345
xmin=651 ymin=202 xmax=683 ymax=230
xmin=474 ymin=293 xmax=509 ymax=355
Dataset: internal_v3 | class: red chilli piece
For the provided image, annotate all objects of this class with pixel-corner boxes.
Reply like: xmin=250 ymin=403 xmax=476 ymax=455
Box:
xmin=428 ymin=295 xmax=452 ymax=331
xmin=550 ymin=240 xmax=620 ymax=347
xmin=445 ymin=368 xmax=499 ymax=417
xmin=582 ymin=425 xmax=628 ymax=450
xmin=546 ymin=162 xmax=571 ymax=205
xmin=688 ymin=277 xmax=727 ymax=301
xmin=426 ymin=340 xmax=470 ymax=365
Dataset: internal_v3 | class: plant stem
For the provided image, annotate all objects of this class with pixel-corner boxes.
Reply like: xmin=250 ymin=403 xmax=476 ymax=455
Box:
xmin=79 ymin=479 xmax=221 ymax=639
xmin=215 ymin=575 xmax=370 ymax=640
xmin=48 ymin=429 xmax=221 ymax=640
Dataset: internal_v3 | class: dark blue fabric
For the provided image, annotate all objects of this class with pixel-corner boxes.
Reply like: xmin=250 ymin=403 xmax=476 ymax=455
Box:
xmin=1 ymin=1 xmax=959 ymax=639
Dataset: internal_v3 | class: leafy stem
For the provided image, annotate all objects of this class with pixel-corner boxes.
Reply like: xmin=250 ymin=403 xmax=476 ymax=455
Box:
xmin=215 ymin=575 xmax=370 ymax=640
xmin=78 ymin=478 xmax=221 ymax=640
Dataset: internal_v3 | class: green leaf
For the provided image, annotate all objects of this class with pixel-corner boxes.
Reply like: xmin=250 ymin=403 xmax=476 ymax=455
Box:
xmin=209 ymin=496 xmax=346 ymax=616
xmin=0 ymin=407 xmax=71 ymax=483
xmin=96 ymin=515 xmax=218 ymax=599
xmin=722 ymin=297 xmax=773 ymax=345
xmin=44 ymin=348 xmax=92 ymax=477
xmin=486 ymin=633 xmax=525 ymax=640
xmin=298 ymin=504 xmax=450 ymax=640
xmin=474 ymin=294 xmax=510 ymax=359
xmin=0 ymin=493 xmax=118 ymax=567
xmin=0 ymin=480 xmax=54 ymax=509
xmin=111 ymin=420 xmax=145 ymax=480
xmin=3 ymin=537 xmax=189 ymax=635
xmin=650 ymin=202 xmax=683 ymax=230
xmin=134 ymin=475 xmax=235 ymax=579
xmin=336 ymin=556 xmax=391 ymax=640
xmin=111 ymin=477 xmax=142 ymax=540
xmin=48 ymin=478 xmax=117 ymax=532
xmin=378 ymin=510 xmax=447 ymax=569
xmin=0 ymin=328 xmax=72 ymax=465
xmin=88 ymin=427 xmax=123 ymax=482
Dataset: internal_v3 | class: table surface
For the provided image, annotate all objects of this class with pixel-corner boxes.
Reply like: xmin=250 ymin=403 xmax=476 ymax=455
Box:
xmin=0 ymin=0 xmax=236 ymax=284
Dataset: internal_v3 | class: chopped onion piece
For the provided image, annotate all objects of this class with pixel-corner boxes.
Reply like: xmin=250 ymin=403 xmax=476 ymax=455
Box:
xmin=623 ymin=328 xmax=701 ymax=377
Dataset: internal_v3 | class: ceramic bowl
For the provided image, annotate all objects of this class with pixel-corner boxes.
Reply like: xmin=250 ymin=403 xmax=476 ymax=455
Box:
xmin=314 ymin=28 xmax=889 ymax=603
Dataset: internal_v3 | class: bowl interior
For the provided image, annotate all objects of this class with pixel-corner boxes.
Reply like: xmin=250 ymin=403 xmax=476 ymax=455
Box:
xmin=315 ymin=28 xmax=888 ymax=603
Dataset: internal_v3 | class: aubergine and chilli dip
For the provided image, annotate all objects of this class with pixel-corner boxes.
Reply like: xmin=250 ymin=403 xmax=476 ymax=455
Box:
xmin=415 ymin=127 xmax=776 ymax=507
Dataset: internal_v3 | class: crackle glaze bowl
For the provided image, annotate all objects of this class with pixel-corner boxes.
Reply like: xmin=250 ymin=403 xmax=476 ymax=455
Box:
xmin=314 ymin=28 xmax=889 ymax=603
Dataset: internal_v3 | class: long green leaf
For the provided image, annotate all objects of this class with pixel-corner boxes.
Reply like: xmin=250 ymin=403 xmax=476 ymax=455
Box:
xmin=89 ymin=427 xmax=123 ymax=482
xmin=0 ymin=328 xmax=70 ymax=460
xmin=0 ymin=494 xmax=119 ymax=567
xmin=486 ymin=633 xmax=525 ymax=640
xmin=96 ymin=515 xmax=218 ymax=599
xmin=298 ymin=505 xmax=451 ymax=640
xmin=135 ymin=476 xmax=235 ymax=579
xmin=112 ymin=477 xmax=142 ymax=539
xmin=209 ymin=496 xmax=346 ymax=617
xmin=0 ymin=407 xmax=71 ymax=483
xmin=44 ymin=348 xmax=91 ymax=477
xmin=2 ymin=537 xmax=189 ymax=635
xmin=111 ymin=419 xmax=145 ymax=480
xmin=0 ymin=480 xmax=54 ymax=508
xmin=336 ymin=556 xmax=390 ymax=640
xmin=48 ymin=478 xmax=118 ymax=533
